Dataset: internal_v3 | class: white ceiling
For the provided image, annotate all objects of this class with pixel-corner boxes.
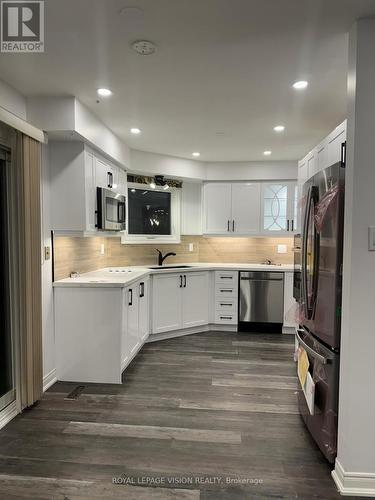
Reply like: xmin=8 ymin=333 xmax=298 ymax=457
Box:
xmin=1 ymin=0 xmax=375 ymax=162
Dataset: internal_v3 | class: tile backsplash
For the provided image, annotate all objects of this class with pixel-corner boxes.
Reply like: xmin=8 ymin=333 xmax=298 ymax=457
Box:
xmin=53 ymin=235 xmax=294 ymax=281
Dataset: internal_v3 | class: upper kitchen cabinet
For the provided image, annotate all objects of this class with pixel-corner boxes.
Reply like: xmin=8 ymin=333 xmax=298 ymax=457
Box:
xmin=49 ymin=141 xmax=127 ymax=235
xmin=326 ymin=120 xmax=347 ymax=166
xmin=261 ymin=182 xmax=297 ymax=235
xmin=181 ymin=182 xmax=203 ymax=235
xmin=203 ymin=182 xmax=260 ymax=235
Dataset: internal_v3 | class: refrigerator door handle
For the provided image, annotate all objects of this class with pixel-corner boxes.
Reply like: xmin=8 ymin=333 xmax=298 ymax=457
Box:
xmin=296 ymin=329 xmax=330 ymax=365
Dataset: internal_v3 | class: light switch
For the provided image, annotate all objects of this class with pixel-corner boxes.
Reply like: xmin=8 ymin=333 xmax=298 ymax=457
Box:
xmin=277 ymin=244 xmax=287 ymax=254
xmin=189 ymin=243 xmax=194 ymax=252
xmin=368 ymin=227 xmax=375 ymax=251
xmin=100 ymin=243 xmax=105 ymax=255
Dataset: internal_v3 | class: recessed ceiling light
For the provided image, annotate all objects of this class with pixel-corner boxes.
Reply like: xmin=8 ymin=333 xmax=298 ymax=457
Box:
xmin=263 ymin=151 xmax=272 ymax=156
xmin=97 ymin=88 xmax=112 ymax=97
xmin=192 ymin=152 xmax=200 ymax=157
xmin=130 ymin=128 xmax=141 ymax=135
xmin=274 ymin=125 xmax=285 ymax=132
xmin=293 ymin=80 xmax=308 ymax=90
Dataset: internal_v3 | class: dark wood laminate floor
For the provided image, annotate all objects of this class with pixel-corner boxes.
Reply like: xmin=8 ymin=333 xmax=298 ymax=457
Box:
xmin=0 ymin=331 xmax=352 ymax=499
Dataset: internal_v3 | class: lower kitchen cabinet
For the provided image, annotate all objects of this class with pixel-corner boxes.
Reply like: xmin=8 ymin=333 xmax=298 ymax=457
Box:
xmin=122 ymin=277 xmax=150 ymax=369
xmin=151 ymin=271 xmax=209 ymax=334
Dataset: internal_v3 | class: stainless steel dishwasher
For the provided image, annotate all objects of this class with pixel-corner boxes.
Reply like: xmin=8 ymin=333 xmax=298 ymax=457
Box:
xmin=239 ymin=271 xmax=284 ymax=332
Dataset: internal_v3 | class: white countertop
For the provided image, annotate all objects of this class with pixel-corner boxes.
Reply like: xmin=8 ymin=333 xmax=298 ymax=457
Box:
xmin=53 ymin=263 xmax=294 ymax=288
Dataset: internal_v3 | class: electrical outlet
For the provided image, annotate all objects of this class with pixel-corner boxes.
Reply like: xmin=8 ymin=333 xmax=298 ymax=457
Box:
xmin=277 ymin=244 xmax=287 ymax=254
xmin=189 ymin=243 xmax=194 ymax=252
xmin=100 ymin=243 xmax=105 ymax=255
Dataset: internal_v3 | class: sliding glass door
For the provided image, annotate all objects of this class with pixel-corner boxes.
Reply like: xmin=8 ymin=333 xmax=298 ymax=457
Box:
xmin=0 ymin=147 xmax=15 ymax=412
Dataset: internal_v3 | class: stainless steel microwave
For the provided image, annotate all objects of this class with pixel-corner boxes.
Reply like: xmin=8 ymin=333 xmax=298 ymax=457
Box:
xmin=96 ymin=187 xmax=126 ymax=231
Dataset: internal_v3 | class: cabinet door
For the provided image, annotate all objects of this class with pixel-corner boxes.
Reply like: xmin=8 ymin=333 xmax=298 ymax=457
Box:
xmin=117 ymin=168 xmax=127 ymax=196
xmin=151 ymin=274 xmax=182 ymax=334
xmin=283 ymin=272 xmax=297 ymax=328
xmin=315 ymin=141 xmax=328 ymax=175
xmin=182 ymin=272 xmax=209 ymax=328
xmin=181 ymin=182 xmax=202 ymax=235
xmin=288 ymin=183 xmax=298 ymax=233
xmin=203 ymin=183 xmax=232 ymax=234
xmin=327 ymin=121 xmax=346 ymax=166
xmin=126 ymin=286 xmax=140 ymax=356
xmin=298 ymin=157 xmax=308 ymax=185
xmin=138 ymin=278 xmax=150 ymax=342
xmin=261 ymin=183 xmax=290 ymax=234
xmin=231 ymin=183 xmax=261 ymax=234
xmin=84 ymin=151 xmax=96 ymax=231
xmin=95 ymin=157 xmax=115 ymax=189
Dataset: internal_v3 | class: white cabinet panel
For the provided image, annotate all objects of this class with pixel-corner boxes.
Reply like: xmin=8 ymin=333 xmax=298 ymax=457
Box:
xmin=138 ymin=278 xmax=150 ymax=342
xmin=283 ymin=272 xmax=297 ymax=329
xmin=84 ymin=151 xmax=96 ymax=232
xmin=181 ymin=182 xmax=202 ymax=235
xmin=231 ymin=183 xmax=261 ymax=234
xmin=126 ymin=286 xmax=140 ymax=357
xmin=203 ymin=183 xmax=232 ymax=234
xmin=151 ymin=274 xmax=182 ymax=334
xmin=327 ymin=120 xmax=347 ymax=167
xmin=315 ymin=141 xmax=327 ymax=176
xmin=182 ymin=272 xmax=209 ymax=328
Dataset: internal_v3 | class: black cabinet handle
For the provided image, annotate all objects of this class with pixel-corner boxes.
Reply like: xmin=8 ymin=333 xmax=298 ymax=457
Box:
xmin=227 ymin=220 xmax=230 ymax=232
xmin=179 ymin=275 xmax=183 ymax=288
xmin=232 ymin=220 xmax=235 ymax=232
xmin=184 ymin=275 xmax=187 ymax=288
xmin=287 ymin=219 xmax=290 ymax=231
xmin=291 ymin=220 xmax=294 ymax=232
xmin=341 ymin=141 xmax=347 ymax=167
xmin=220 ymin=316 xmax=233 ymax=320
xmin=139 ymin=282 xmax=145 ymax=298
xmin=128 ymin=288 xmax=133 ymax=306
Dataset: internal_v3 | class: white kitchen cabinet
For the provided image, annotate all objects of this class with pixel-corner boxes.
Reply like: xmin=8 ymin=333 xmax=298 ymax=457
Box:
xmin=151 ymin=271 xmax=210 ymax=334
xmin=125 ymin=285 xmax=140 ymax=358
xmin=327 ymin=120 xmax=347 ymax=167
xmin=151 ymin=274 xmax=183 ymax=334
xmin=138 ymin=278 xmax=150 ymax=341
xmin=181 ymin=182 xmax=203 ymax=235
xmin=261 ymin=182 xmax=297 ymax=235
xmin=231 ymin=183 xmax=261 ymax=234
xmin=49 ymin=141 xmax=127 ymax=234
xmin=283 ymin=272 xmax=297 ymax=329
xmin=203 ymin=182 xmax=261 ymax=235
xmin=203 ymin=183 xmax=232 ymax=234
xmin=182 ymin=272 xmax=209 ymax=328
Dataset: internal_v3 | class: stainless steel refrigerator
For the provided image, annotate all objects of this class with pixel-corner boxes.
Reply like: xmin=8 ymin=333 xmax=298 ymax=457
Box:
xmin=296 ymin=159 xmax=345 ymax=463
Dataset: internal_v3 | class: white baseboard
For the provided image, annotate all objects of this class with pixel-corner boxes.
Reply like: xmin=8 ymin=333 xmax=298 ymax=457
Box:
xmin=332 ymin=459 xmax=375 ymax=497
xmin=146 ymin=324 xmax=237 ymax=343
xmin=0 ymin=401 xmax=18 ymax=430
xmin=43 ymin=369 xmax=57 ymax=392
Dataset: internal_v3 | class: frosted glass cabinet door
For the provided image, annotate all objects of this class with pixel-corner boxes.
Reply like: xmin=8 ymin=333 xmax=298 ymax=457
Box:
xmin=261 ymin=182 xmax=297 ymax=234
xmin=203 ymin=183 xmax=232 ymax=234
xmin=231 ymin=183 xmax=261 ymax=234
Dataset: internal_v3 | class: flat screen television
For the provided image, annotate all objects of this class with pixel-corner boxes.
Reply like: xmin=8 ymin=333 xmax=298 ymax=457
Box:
xmin=128 ymin=188 xmax=171 ymax=235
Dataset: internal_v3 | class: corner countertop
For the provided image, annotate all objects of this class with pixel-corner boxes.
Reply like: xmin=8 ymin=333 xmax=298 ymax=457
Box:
xmin=53 ymin=263 xmax=294 ymax=288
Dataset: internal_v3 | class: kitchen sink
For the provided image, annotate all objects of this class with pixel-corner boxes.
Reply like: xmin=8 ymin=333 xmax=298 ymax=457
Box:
xmin=148 ymin=265 xmax=194 ymax=270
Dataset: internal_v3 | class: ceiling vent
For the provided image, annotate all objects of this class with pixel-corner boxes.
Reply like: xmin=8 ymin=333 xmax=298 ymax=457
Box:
xmin=131 ymin=40 xmax=157 ymax=56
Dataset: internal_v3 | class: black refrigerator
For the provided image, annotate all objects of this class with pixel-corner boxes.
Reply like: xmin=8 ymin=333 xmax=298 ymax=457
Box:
xmin=296 ymin=159 xmax=345 ymax=463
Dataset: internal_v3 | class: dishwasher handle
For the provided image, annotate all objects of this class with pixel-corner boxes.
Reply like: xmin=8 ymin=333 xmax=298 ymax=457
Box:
xmin=240 ymin=277 xmax=283 ymax=282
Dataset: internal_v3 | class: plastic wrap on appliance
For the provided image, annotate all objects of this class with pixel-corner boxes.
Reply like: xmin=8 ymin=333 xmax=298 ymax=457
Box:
xmin=314 ymin=183 xmax=340 ymax=233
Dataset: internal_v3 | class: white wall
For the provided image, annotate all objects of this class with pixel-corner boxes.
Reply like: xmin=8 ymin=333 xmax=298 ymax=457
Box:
xmin=334 ymin=18 xmax=375 ymax=495
xmin=205 ymin=161 xmax=298 ymax=181
xmin=0 ymin=80 xmax=27 ymax=120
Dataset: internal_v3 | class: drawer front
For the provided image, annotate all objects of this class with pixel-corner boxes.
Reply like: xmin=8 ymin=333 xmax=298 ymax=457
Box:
xmin=214 ymin=311 xmax=237 ymax=325
xmin=215 ymin=298 xmax=237 ymax=314
xmin=215 ymin=271 xmax=238 ymax=285
xmin=215 ymin=285 xmax=238 ymax=298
